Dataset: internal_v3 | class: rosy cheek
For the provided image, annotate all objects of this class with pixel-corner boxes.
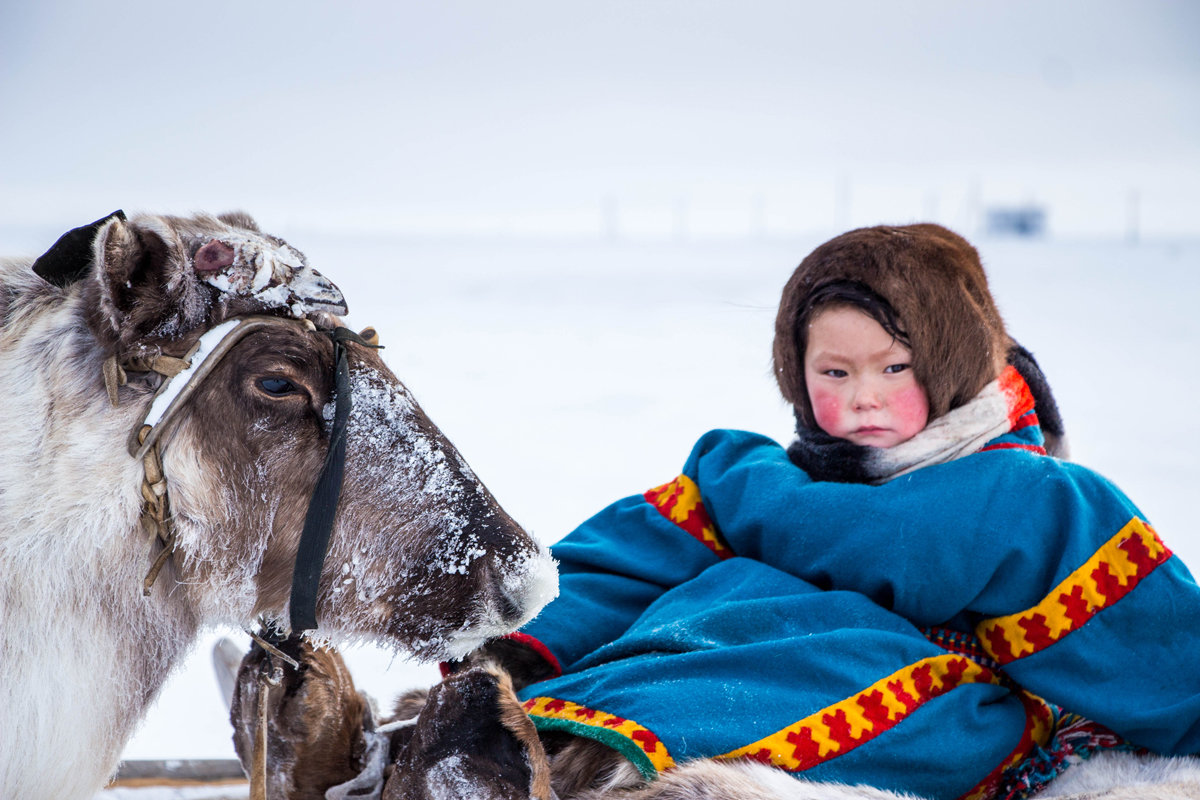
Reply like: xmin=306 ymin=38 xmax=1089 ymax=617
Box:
xmin=808 ymin=387 xmax=845 ymax=435
xmin=889 ymin=385 xmax=930 ymax=431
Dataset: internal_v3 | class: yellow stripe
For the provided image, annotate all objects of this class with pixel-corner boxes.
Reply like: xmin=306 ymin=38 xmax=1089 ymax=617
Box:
xmin=645 ymin=475 xmax=733 ymax=558
xmin=977 ymin=518 xmax=1169 ymax=664
xmin=523 ymin=696 xmax=676 ymax=774
xmin=718 ymin=655 xmax=1001 ymax=771
xmin=658 ymin=474 xmax=702 ymax=526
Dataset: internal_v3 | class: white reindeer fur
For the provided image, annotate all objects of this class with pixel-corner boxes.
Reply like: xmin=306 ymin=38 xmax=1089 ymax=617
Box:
xmin=690 ymin=755 xmax=1199 ymax=799
xmin=563 ymin=755 xmax=1200 ymax=799
xmin=0 ymin=212 xmax=558 ymax=800
xmin=0 ymin=261 xmax=201 ymax=798
xmin=1033 ymin=751 xmax=1200 ymax=798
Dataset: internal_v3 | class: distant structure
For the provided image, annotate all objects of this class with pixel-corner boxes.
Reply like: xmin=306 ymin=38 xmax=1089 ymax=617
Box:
xmin=984 ymin=205 xmax=1047 ymax=238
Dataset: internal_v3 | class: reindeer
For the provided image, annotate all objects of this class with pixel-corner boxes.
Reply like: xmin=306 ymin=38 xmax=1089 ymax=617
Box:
xmin=0 ymin=211 xmax=557 ymax=800
xmin=221 ymin=642 xmax=1200 ymax=800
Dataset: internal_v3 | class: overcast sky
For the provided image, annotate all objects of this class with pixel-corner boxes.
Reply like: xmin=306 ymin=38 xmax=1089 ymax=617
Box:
xmin=2 ymin=1 xmax=1198 ymax=238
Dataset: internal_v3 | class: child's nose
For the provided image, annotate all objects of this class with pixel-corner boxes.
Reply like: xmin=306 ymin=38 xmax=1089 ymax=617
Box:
xmin=852 ymin=382 xmax=882 ymax=410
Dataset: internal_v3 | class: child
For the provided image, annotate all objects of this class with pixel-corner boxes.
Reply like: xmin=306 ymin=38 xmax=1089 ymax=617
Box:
xmin=461 ymin=224 xmax=1200 ymax=800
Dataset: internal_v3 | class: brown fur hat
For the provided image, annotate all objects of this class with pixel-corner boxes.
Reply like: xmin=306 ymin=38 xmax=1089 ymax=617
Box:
xmin=773 ymin=223 xmax=1009 ymax=427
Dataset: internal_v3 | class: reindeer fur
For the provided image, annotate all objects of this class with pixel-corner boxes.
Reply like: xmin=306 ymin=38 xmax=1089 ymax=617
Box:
xmin=0 ymin=212 xmax=557 ymax=800
xmin=222 ymin=640 xmax=1200 ymax=800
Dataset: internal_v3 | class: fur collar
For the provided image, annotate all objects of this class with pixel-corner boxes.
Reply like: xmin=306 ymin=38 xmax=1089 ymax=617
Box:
xmin=787 ymin=366 xmax=1035 ymax=484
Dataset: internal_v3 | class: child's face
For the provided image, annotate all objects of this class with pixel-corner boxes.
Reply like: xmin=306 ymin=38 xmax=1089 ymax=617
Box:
xmin=804 ymin=306 xmax=929 ymax=448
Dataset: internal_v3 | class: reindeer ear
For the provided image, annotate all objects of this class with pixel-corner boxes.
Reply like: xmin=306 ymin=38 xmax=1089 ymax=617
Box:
xmin=32 ymin=210 xmax=127 ymax=287
xmin=215 ymin=211 xmax=260 ymax=232
xmin=88 ymin=214 xmax=186 ymax=347
xmin=84 ymin=212 xmax=348 ymax=349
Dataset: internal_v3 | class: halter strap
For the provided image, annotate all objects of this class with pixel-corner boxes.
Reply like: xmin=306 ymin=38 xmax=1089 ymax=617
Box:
xmin=127 ymin=316 xmax=381 ymax=634
xmin=288 ymin=326 xmax=378 ymax=632
xmin=128 ymin=316 xmax=317 ymax=459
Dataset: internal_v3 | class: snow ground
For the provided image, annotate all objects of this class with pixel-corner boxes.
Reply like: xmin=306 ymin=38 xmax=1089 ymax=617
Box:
xmin=4 ymin=229 xmax=1194 ymax=784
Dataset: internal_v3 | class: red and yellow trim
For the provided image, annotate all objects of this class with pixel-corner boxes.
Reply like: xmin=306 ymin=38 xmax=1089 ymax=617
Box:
xmin=959 ymin=691 xmax=1055 ymax=800
xmin=716 ymin=654 xmax=1006 ymax=772
xmin=977 ymin=517 xmax=1171 ymax=665
xmin=644 ymin=474 xmax=734 ymax=560
xmin=525 ymin=656 xmax=1056 ymax=793
xmin=523 ymin=696 xmax=675 ymax=778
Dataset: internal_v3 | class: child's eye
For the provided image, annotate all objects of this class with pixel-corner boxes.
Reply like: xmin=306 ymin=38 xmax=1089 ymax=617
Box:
xmin=884 ymin=364 xmax=911 ymax=374
xmin=822 ymin=369 xmax=848 ymax=378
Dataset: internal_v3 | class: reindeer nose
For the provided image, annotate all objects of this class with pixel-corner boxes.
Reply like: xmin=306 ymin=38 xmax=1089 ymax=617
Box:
xmin=473 ymin=560 xmax=533 ymax=626
xmin=498 ymin=590 xmax=525 ymax=625
xmin=469 ymin=533 xmax=559 ymax=630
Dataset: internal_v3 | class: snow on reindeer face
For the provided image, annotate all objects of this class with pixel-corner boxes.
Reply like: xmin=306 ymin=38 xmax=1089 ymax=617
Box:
xmin=317 ymin=358 xmax=557 ymax=657
xmin=190 ymin=232 xmax=346 ymax=318
xmin=84 ymin=212 xmax=556 ymax=657
xmin=164 ymin=328 xmax=554 ymax=656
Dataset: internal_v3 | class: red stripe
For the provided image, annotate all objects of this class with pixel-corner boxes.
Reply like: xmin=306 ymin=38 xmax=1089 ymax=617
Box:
xmin=980 ymin=442 xmax=1047 ymax=455
xmin=1011 ymin=411 xmax=1040 ymax=432
xmin=998 ymin=365 xmax=1036 ymax=427
xmin=437 ymin=631 xmax=563 ymax=679
xmin=504 ymin=632 xmax=563 ymax=678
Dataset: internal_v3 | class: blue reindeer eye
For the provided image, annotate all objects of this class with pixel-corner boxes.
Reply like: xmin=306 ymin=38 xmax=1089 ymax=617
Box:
xmin=258 ymin=377 xmax=299 ymax=396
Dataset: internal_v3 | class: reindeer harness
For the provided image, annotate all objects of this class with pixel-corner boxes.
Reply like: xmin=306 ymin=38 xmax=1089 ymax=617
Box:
xmin=117 ymin=314 xmax=379 ymax=632
xmin=32 ymin=213 xmax=390 ymax=797
xmin=33 ymin=211 xmax=378 ymax=635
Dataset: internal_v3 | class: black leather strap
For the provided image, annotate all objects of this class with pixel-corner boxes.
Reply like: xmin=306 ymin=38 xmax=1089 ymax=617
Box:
xmin=288 ymin=327 xmax=380 ymax=632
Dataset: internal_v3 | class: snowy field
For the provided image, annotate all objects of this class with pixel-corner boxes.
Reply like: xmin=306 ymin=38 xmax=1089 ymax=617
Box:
xmin=3 ymin=3 xmax=1195 ymax=797
xmin=3 ymin=227 xmax=1198 ymax=784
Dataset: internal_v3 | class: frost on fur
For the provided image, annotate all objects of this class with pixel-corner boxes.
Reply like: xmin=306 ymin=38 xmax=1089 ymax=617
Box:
xmin=0 ymin=211 xmax=556 ymax=800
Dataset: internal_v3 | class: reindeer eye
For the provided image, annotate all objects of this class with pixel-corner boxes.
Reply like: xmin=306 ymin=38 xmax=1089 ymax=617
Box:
xmin=257 ymin=377 xmax=299 ymax=396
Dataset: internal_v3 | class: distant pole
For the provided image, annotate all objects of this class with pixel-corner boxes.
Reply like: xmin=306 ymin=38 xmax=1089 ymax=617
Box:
xmin=835 ymin=173 xmax=851 ymax=232
xmin=1126 ymin=188 xmax=1141 ymax=245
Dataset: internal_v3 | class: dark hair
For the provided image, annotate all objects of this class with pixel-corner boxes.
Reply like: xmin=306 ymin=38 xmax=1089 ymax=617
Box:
xmin=794 ymin=279 xmax=909 ymax=360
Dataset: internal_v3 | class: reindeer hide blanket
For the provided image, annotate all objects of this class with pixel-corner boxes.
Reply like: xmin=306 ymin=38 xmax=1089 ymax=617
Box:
xmin=512 ymin=424 xmax=1200 ymax=800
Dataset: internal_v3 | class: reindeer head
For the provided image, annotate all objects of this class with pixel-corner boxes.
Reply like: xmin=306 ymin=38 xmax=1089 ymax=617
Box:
xmin=63 ymin=211 xmax=556 ymax=659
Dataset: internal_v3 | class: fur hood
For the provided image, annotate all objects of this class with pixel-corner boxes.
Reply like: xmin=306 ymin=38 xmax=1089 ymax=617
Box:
xmin=773 ymin=223 xmax=1009 ymax=427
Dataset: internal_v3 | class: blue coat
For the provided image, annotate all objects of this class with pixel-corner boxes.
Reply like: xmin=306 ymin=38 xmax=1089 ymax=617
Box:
xmin=514 ymin=424 xmax=1200 ymax=800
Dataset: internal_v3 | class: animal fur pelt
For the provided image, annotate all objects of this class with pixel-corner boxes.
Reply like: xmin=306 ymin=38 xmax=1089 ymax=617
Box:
xmin=1032 ymin=751 xmax=1200 ymax=799
xmin=217 ymin=640 xmax=1200 ymax=800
